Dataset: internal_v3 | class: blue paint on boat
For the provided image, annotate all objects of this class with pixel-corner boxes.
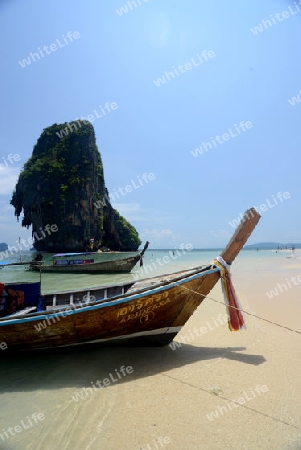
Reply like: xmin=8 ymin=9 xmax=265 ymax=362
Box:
xmin=0 ymin=267 xmax=220 ymax=326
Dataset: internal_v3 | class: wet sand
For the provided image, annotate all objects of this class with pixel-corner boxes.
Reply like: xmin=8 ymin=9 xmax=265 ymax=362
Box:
xmin=0 ymin=252 xmax=300 ymax=450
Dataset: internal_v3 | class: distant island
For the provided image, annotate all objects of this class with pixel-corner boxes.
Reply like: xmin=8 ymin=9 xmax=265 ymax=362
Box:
xmin=245 ymin=242 xmax=300 ymax=250
xmin=0 ymin=243 xmax=8 ymax=251
xmin=10 ymin=121 xmax=141 ymax=252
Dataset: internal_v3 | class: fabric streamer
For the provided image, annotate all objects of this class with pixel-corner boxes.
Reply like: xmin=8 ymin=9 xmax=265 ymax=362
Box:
xmin=213 ymin=256 xmax=245 ymax=331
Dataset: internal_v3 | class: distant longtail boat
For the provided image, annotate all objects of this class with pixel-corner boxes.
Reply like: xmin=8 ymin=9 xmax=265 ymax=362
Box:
xmin=28 ymin=242 xmax=149 ymax=274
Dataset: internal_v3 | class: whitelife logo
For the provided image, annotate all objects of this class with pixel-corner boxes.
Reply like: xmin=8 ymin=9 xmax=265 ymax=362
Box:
xmin=250 ymin=2 xmax=301 ymax=35
xmin=71 ymin=366 xmax=134 ymax=402
xmin=116 ymin=0 xmax=149 ymax=16
xmin=288 ymin=89 xmax=301 ymax=106
xmin=0 ymin=153 xmax=21 ymax=171
xmin=0 ymin=224 xmax=58 ymax=261
xmin=266 ymin=275 xmax=301 ymax=299
xmin=0 ymin=342 xmax=8 ymax=351
xmin=153 ymin=50 xmax=215 ymax=87
xmin=228 ymin=192 xmax=290 ymax=228
xmin=93 ymin=172 xmax=155 ymax=209
xmin=55 ymin=102 xmax=118 ymax=139
xmin=206 ymin=385 xmax=269 ymax=421
xmin=18 ymin=31 xmax=80 ymax=68
xmin=191 ymin=121 xmax=253 ymax=157
xmin=169 ymin=314 xmax=228 ymax=350
xmin=0 ymin=413 xmax=45 ymax=444
xmin=141 ymin=436 xmax=171 ymax=450
xmin=134 ymin=243 xmax=193 ymax=279
xmin=33 ymin=294 xmax=95 ymax=332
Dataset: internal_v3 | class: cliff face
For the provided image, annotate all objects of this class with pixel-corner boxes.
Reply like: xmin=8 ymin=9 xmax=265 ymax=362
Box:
xmin=11 ymin=121 xmax=141 ymax=252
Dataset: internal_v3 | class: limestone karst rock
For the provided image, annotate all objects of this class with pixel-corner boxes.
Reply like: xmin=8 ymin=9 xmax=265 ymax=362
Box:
xmin=11 ymin=121 xmax=141 ymax=252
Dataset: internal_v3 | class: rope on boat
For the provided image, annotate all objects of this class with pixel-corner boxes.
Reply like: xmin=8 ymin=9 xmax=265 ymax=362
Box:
xmin=213 ymin=256 xmax=245 ymax=332
xmin=177 ymin=280 xmax=301 ymax=337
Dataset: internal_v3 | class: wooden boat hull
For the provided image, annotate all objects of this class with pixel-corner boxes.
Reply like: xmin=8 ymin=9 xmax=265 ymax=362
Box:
xmin=29 ymin=255 xmax=141 ymax=274
xmin=29 ymin=242 xmax=150 ymax=274
xmin=0 ymin=266 xmax=220 ymax=350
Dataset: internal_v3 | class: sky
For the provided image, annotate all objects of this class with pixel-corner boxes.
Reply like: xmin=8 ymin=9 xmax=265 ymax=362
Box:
xmin=0 ymin=0 xmax=300 ymax=249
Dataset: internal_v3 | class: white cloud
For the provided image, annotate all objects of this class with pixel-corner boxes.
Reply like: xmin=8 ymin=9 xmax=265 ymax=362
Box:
xmin=210 ymin=229 xmax=231 ymax=239
xmin=139 ymin=228 xmax=182 ymax=247
xmin=112 ymin=202 xmax=140 ymax=214
xmin=112 ymin=203 xmax=150 ymax=221
xmin=112 ymin=203 xmax=180 ymax=246
xmin=112 ymin=203 xmax=172 ymax=222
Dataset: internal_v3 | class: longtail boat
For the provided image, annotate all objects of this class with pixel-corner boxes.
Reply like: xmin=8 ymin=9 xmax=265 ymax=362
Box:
xmin=28 ymin=242 xmax=149 ymax=274
xmin=0 ymin=209 xmax=260 ymax=351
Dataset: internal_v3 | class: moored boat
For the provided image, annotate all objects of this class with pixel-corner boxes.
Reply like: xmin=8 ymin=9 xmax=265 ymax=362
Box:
xmin=28 ymin=242 xmax=149 ymax=274
xmin=0 ymin=209 xmax=260 ymax=351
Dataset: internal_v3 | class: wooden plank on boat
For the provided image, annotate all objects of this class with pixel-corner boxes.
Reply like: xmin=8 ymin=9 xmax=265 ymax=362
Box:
xmin=221 ymin=207 xmax=261 ymax=264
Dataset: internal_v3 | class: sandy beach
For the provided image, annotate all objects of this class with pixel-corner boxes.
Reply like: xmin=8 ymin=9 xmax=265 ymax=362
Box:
xmin=0 ymin=251 xmax=300 ymax=450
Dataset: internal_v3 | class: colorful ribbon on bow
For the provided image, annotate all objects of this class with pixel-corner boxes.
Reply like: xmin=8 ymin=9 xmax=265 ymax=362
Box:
xmin=213 ymin=256 xmax=245 ymax=331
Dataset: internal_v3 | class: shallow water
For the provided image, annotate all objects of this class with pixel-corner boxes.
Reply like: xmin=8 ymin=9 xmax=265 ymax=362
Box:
xmin=0 ymin=248 xmax=287 ymax=292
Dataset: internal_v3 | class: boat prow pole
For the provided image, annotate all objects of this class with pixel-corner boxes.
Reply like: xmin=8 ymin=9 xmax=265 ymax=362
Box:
xmin=220 ymin=208 xmax=261 ymax=265
xmin=140 ymin=241 xmax=150 ymax=257
xmin=210 ymin=208 xmax=260 ymax=332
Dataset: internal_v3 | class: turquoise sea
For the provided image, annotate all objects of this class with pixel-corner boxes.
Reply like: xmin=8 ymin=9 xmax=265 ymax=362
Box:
xmin=0 ymin=248 xmax=286 ymax=293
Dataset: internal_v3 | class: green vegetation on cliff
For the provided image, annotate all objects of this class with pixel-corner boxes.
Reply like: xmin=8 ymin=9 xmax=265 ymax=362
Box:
xmin=103 ymin=209 xmax=142 ymax=251
xmin=11 ymin=121 xmax=141 ymax=252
